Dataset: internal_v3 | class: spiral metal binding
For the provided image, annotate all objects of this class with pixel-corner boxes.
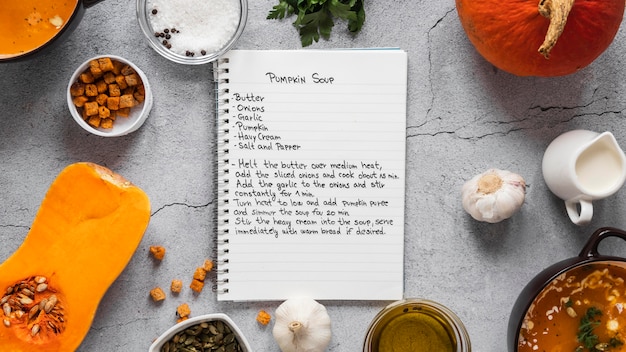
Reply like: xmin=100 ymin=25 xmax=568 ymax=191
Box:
xmin=214 ymin=56 xmax=232 ymax=297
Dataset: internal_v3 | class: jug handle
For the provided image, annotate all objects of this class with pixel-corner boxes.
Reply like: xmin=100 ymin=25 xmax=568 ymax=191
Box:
xmin=565 ymin=199 xmax=593 ymax=226
xmin=579 ymin=227 xmax=626 ymax=259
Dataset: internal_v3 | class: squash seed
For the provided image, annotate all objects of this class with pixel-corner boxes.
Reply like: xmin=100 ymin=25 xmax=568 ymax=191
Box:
xmin=18 ymin=295 xmax=33 ymax=306
xmin=2 ymin=318 xmax=9 ymax=327
xmin=44 ymin=295 xmax=57 ymax=313
xmin=29 ymin=305 xmax=40 ymax=319
xmin=36 ymin=283 xmax=48 ymax=293
xmin=2 ymin=303 xmax=10 ymax=317
xmin=31 ymin=324 xmax=40 ymax=336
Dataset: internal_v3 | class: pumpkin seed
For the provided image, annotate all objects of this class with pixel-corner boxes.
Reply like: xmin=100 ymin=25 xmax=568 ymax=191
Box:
xmin=2 ymin=318 xmax=9 ymax=327
xmin=36 ymin=283 xmax=48 ymax=293
xmin=44 ymin=295 xmax=57 ymax=313
xmin=34 ymin=276 xmax=47 ymax=284
xmin=2 ymin=303 xmax=10 ymax=317
xmin=18 ymin=295 xmax=33 ymax=306
xmin=29 ymin=305 xmax=40 ymax=319
xmin=31 ymin=324 xmax=40 ymax=336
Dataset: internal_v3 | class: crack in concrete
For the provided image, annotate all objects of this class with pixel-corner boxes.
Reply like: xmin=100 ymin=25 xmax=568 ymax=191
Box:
xmin=151 ymin=201 xmax=213 ymax=217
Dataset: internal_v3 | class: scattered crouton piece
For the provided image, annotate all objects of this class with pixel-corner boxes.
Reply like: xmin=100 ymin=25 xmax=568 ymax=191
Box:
xmin=193 ymin=267 xmax=207 ymax=282
xmin=189 ymin=279 xmax=205 ymax=293
xmin=202 ymin=259 xmax=214 ymax=272
xmin=149 ymin=245 xmax=166 ymax=260
xmin=171 ymin=279 xmax=183 ymax=293
xmin=256 ymin=310 xmax=271 ymax=325
xmin=150 ymin=287 xmax=166 ymax=302
xmin=176 ymin=303 xmax=191 ymax=319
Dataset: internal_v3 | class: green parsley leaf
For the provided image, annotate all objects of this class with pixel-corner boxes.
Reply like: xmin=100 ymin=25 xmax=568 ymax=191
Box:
xmin=267 ymin=0 xmax=365 ymax=47
xmin=577 ymin=307 xmax=602 ymax=349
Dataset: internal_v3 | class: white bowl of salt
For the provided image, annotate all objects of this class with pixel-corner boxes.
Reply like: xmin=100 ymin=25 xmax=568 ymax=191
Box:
xmin=136 ymin=0 xmax=247 ymax=64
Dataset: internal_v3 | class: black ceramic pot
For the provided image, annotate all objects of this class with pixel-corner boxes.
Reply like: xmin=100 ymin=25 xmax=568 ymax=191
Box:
xmin=1 ymin=0 xmax=104 ymax=63
xmin=507 ymin=227 xmax=626 ymax=351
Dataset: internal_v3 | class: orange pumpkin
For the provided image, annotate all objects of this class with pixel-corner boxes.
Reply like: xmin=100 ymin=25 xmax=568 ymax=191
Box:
xmin=0 ymin=162 xmax=151 ymax=351
xmin=456 ymin=0 xmax=625 ymax=77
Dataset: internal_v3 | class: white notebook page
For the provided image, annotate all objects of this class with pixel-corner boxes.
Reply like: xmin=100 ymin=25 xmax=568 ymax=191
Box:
xmin=215 ymin=49 xmax=407 ymax=301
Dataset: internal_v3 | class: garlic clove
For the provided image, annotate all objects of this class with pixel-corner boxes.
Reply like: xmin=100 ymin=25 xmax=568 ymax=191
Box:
xmin=462 ymin=168 xmax=526 ymax=223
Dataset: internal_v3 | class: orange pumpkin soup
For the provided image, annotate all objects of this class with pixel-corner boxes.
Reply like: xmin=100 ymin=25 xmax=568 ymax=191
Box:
xmin=0 ymin=0 xmax=78 ymax=58
xmin=519 ymin=263 xmax=626 ymax=352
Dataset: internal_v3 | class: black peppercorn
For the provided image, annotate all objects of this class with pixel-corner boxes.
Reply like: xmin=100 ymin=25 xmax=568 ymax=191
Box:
xmin=154 ymin=32 xmax=160 ymax=38
xmin=151 ymin=8 xmax=158 ymax=15
xmin=165 ymin=34 xmax=171 ymax=39
xmin=164 ymin=28 xmax=169 ymax=33
xmin=201 ymin=50 xmax=206 ymax=56
xmin=166 ymin=44 xmax=172 ymax=49
xmin=162 ymin=40 xmax=168 ymax=45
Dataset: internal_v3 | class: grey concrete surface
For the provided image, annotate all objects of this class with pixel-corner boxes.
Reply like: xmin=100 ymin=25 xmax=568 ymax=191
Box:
xmin=2 ymin=0 xmax=626 ymax=351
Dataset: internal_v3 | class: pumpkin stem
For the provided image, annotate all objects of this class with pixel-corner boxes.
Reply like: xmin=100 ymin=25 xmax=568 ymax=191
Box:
xmin=538 ymin=0 xmax=575 ymax=59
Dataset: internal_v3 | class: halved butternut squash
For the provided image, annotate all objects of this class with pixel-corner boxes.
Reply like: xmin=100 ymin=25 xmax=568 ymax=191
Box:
xmin=0 ymin=162 xmax=151 ymax=351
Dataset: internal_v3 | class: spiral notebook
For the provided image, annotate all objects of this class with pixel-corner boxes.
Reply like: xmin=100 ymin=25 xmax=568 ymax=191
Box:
xmin=214 ymin=49 xmax=407 ymax=301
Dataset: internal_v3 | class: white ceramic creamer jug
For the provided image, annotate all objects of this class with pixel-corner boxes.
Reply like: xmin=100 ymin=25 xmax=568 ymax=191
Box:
xmin=542 ymin=130 xmax=626 ymax=225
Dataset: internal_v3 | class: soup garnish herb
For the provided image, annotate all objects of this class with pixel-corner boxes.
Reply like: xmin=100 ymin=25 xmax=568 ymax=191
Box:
xmin=577 ymin=307 xmax=602 ymax=349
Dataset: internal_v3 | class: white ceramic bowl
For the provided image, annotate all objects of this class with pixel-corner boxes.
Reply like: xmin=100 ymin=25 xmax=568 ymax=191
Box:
xmin=67 ymin=55 xmax=152 ymax=137
xmin=149 ymin=313 xmax=252 ymax=352
xmin=136 ymin=0 xmax=248 ymax=65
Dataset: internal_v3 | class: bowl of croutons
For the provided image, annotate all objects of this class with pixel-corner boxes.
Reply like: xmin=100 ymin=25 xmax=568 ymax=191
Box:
xmin=67 ymin=55 xmax=152 ymax=137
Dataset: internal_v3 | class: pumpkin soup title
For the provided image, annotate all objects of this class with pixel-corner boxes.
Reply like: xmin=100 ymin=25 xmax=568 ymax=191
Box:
xmin=265 ymin=72 xmax=335 ymax=84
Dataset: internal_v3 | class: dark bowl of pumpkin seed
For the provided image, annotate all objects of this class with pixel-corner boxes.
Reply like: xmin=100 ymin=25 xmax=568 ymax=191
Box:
xmin=149 ymin=313 xmax=252 ymax=352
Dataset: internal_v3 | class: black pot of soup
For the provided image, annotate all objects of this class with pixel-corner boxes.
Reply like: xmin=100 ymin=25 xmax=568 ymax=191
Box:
xmin=508 ymin=227 xmax=626 ymax=352
xmin=0 ymin=0 xmax=104 ymax=62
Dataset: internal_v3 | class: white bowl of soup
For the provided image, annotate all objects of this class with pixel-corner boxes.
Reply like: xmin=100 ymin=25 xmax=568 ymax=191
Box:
xmin=0 ymin=0 xmax=104 ymax=62
xmin=508 ymin=227 xmax=626 ymax=352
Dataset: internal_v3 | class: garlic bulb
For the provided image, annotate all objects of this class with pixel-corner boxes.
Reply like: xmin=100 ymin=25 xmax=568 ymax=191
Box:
xmin=272 ymin=297 xmax=332 ymax=352
xmin=462 ymin=168 xmax=526 ymax=223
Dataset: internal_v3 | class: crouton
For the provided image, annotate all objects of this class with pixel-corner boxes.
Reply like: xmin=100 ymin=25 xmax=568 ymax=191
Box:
xmin=98 ymin=106 xmax=110 ymax=119
xmin=117 ymin=107 xmax=130 ymax=117
xmin=96 ymin=80 xmax=108 ymax=94
xmin=84 ymin=101 xmax=99 ymax=116
xmin=89 ymin=59 xmax=102 ymax=77
xmin=106 ymin=96 xmax=120 ymax=110
xmin=115 ymin=75 xmax=128 ymax=90
xmin=124 ymin=73 xmax=140 ymax=87
xmin=171 ymin=280 xmax=183 ymax=293
xmin=193 ymin=267 xmax=206 ymax=282
xmin=72 ymin=96 xmax=89 ymax=108
xmin=96 ymin=93 xmax=108 ymax=106
xmin=85 ymin=84 xmax=98 ymax=97
xmin=119 ymin=94 xmax=135 ymax=109
xmin=87 ymin=115 xmax=101 ymax=128
xmin=108 ymin=83 xmax=121 ymax=97
xmin=70 ymin=81 xmax=85 ymax=96
xmin=103 ymin=72 xmax=116 ymax=84
xmin=189 ymin=279 xmax=204 ymax=293
xmin=100 ymin=118 xmax=114 ymax=129
xmin=150 ymin=287 xmax=166 ymax=302
xmin=149 ymin=245 xmax=166 ymax=260
xmin=98 ymin=57 xmax=115 ymax=72
xmin=79 ymin=71 xmax=95 ymax=84
xmin=177 ymin=303 xmax=191 ymax=318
